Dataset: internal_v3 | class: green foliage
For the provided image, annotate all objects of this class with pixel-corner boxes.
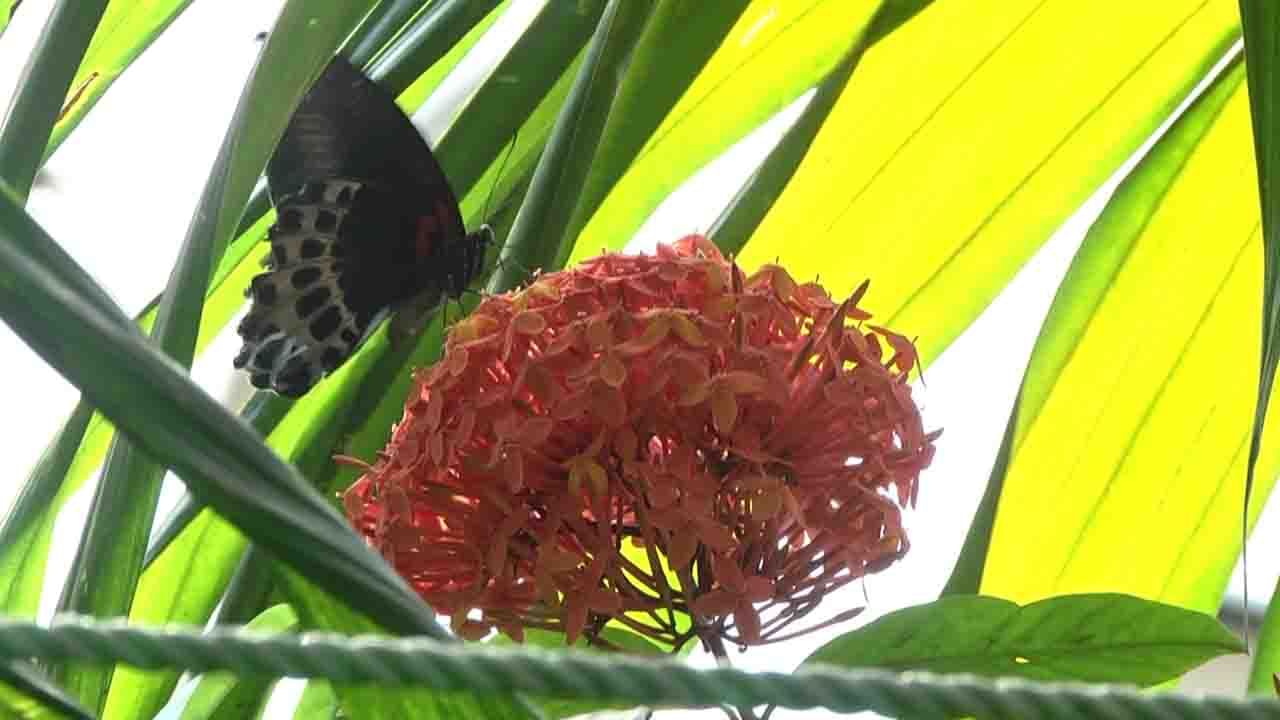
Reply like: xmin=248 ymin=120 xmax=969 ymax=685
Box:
xmin=0 ymin=0 xmax=108 ymax=200
xmin=0 ymin=0 xmax=1276 ymax=717
xmin=806 ymin=594 xmax=1243 ymax=686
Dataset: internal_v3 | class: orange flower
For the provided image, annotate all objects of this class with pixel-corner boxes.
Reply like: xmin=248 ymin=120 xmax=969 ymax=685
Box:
xmin=344 ymin=235 xmax=938 ymax=650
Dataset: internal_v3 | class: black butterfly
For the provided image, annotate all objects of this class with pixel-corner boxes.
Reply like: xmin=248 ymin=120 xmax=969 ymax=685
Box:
xmin=234 ymin=56 xmax=491 ymax=397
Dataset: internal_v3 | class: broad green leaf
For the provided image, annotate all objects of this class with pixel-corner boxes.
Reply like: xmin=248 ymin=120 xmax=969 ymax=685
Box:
xmin=1243 ymin=3 xmax=1280 ymax=691
xmin=559 ymin=0 xmax=751 ymax=250
xmin=277 ymin=569 xmax=539 ymax=720
xmin=159 ymin=605 xmax=298 ymax=720
xmin=0 ymin=0 xmax=108 ymax=200
xmin=568 ymin=0 xmax=883 ymax=263
xmin=805 ymin=594 xmax=1242 ymax=686
xmin=971 ymin=62 xmax=1280 ymax=615
xmin=1239 ymin=0 xmax=1280 ymax=647
xmin=1252 ymin=577 xmax=1280 ymax=693
xmin=43 ymin=0 xmax=195 ymax=159
xmin=493 ymin=0 xmax=654 ymax=290
xmin=291 ymin=681 xmax=338 ymax=720
xmin=737 ymin=0 xmax=1241 ymax=366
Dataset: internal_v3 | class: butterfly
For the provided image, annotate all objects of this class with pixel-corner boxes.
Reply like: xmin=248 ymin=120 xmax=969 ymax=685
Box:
xmin=234 ymin=55 xmax=491 ymax=397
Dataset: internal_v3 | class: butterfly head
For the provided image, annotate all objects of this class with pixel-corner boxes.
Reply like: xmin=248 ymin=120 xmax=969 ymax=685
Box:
xmin=446 ymin=224 xmax=493 ymax=298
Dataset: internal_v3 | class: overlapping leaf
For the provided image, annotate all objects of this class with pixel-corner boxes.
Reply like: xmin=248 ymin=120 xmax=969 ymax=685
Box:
xmin=805 ymin=594 xmax=1242 ymax=686
xmin=568 ymin=0 xmax=883 ymax=261
xmin=736 ymin=0 xmax=1240 ymax=366
xmin=158 ymin=604 xmax=298 ymax=720
xmin=43 ymin=0 xmax=195 ymax=158
xmin=965 ymin=60 xmax=1280 ymax=617
xmin=0 ymin=0 xmax=108 ymax=199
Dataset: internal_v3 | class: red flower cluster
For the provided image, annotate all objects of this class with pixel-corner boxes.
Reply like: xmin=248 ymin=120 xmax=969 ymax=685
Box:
xmin=345 ymin=235 xmax=937 ymax=650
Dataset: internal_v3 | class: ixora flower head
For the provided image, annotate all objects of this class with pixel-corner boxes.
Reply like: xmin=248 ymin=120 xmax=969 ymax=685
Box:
xmin=344 ymin=234 xmax=938 ymax=650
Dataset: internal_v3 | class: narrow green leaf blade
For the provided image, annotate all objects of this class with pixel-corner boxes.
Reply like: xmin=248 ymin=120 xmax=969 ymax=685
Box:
xmin=104 ymin=331 xmax=394 ymax=720
xmin=291 ymin=680 xmax=338 ymax=720
xmin=0 ymin=662 xmax=91 ymax=720
xmin=567 ymin=0 xmax=884 ymax=264
xmin=1238 ymin=0 xmax=1280 ymax=647
xmin=1251 ymin=577 xmax=1280 ymax=693
xmin=277 ymin=569 xmax=539 ymax=720
xmin=55 ymin=3 xmax=381 ymax=711
xmin=366 ymin=0 xmax=503 ymax=96
xmin=54 ymin=441 xmax=164 ymax=712
xmin=162 ymin=605 xmax=298 ymax=720
xmin=709 ymin=1 xmax=906 ymax=253
xmin=435 ymin=0 xmax=606 ymax=199
xmin=43 ymin=0 xmax=195 ymax=159
xmin=492 ymin=0 xmax=656 ymax=291
xmin=0 ymin=1 xmax=15 ymax=37
xmin=0 ymin=400 xmax=93 ymax=618
xmin=342 ymin=0 xmax=432 ymax=69
xmin=558 ymin=0 xmax=751 ymax=251
xmin=0 ymin=0 xmax=108 ymax=200
xmin=0 ymin=182 xmax=440 ymax=645
xmin=805 ymin=594 xmax=1243 ymax=686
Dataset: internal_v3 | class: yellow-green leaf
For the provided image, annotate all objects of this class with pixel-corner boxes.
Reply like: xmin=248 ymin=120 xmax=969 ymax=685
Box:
xmin=568 ymin=0 xmax=883 ymax=262
xmin=44 ymin=0 xmax=194 ymax=158
xmin=977 ymin=60 xmax=1280 ymax=615
xmin=739 ymin=0 xmax=1240 ymax=366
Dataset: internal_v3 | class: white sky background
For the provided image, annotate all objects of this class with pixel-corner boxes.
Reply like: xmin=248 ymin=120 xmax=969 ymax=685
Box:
xmin=0 ymin=0 xmax=1273 ymax=717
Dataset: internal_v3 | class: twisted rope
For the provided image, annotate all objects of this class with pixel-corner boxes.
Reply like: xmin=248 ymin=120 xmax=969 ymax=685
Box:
xmin=0 ymin=615 xmax=1274 ymax=719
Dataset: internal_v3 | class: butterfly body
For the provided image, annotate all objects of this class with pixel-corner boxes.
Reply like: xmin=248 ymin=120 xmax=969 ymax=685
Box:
xmin=235 ymin=57 xmax=489 ymax=397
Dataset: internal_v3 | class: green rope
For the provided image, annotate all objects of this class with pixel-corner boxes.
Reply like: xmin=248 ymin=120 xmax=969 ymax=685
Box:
xmin=0 ymin=615 xmax=1274 ymax=719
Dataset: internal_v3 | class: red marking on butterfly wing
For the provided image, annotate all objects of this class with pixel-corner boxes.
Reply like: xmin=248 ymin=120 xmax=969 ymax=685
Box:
xmin=415 ymin=213 xmax=440 ymax=261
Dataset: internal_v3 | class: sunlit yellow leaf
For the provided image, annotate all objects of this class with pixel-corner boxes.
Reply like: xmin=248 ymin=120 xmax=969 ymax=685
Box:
xmin=980 ymin=64 xmax=1280 ymax=615
xmin=570 ymin=0 xmax=882 ymax=261
xmin=741 ymin=0 xmax=1239 ymax=364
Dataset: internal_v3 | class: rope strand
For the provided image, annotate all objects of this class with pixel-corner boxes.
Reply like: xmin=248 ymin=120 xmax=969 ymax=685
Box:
xmin=0 ymin=615 xmax=1272 ymax=719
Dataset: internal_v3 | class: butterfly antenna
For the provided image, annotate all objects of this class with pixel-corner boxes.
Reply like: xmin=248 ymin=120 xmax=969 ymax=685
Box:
xmin=480 ymin=130 xmax=538 ymax=286
xmin=482 ymin=128 xmax=520 ymax=225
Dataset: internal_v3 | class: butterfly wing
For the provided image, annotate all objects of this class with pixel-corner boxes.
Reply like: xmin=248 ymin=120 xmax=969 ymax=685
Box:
xmin=235 ymin=56 xmax=473 ymax=397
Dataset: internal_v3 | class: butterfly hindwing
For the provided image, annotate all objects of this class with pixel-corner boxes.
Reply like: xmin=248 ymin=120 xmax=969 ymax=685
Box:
xmin=235 ymin=56 xmax=489 ymax=397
